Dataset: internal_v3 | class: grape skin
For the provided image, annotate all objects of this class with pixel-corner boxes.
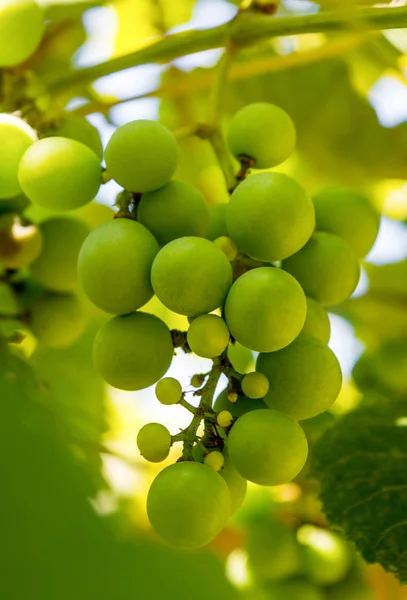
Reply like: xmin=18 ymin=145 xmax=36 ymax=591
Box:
xmin=219 ymin=451 xmax=247 ymax=516
xmin=0 ymin=114 xmax=37 ymax=199
xmin=155 ymin=377 xmax=182 ymax=405
xmin=204 ymin=451 xmax=224 ymax=471
xmin=18 ymin=137 xmax=101 ymax=211
xmin=0 ymin=213 xmax=43 ymax=269
xmin=137 ymin=180 xmax=210 ymax=245
xmin=241 ymin=372 xmax=269 ymax=399
xmin=302 ymin=297 xmax=331 ymax=343
xmin=207 ymin=203 xmax=228 ymax=241
xmin=187 ymin=314 xmax=230 ymax=358
xmin=256 ymin=334 xmax=342 ymax=420
xmin=31 ymin=293 xmax=85 ymax=348
xmin=147 ymin=461 xmax=230 ymax=549
xmin=31 ymin=217 xmax=89 ymax=292
xmin=213 ymin=389 xmax=267 ymax=417
xmin=226 ymin=102 xmax=296 ymax=169
xmin=44 ymin=116 xmax=103 ymax=160
xmin=283 ymin=232 xmax=360 ymax=306
xmin=78 ymin=219 xmax=159 ymax=315
xmin=137 ymin=423 xmax=171 ymax=463
xmin=224 ymin=267 xmax=306 ymax=352
xmin=228 ymin=409 xmax=308 ymax=486
xmin=0 ymin=0 xmax=44 ymax=67
xmin=104 ymin=120 xmax=179 ymax=193
xmin=93 ymin=312 xmax=173 ymax=391
xmin=151 ymin=237 xmax=232 ymax=317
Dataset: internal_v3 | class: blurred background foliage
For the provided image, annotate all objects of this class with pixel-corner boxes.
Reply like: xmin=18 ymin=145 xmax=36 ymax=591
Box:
xmin=3 ymin=0 xmax=407 ymax=598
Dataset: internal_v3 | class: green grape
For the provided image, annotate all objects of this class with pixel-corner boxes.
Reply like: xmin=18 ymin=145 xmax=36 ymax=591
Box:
xmin=78 ymin=218 xmax=159 ymax=314
xmin=297 ymin=525 xmax=351 ymax=585
xmin=213 ymin=236 xmax=238 ymax=262
xmin=137 ymin=180 xmax=210 ymax=245
xmin=151 ymin=237 xmax=232 ymax=317
xmin=226 ymin=103 xmax=296 ymax=169
xmin=30 ymin=293 xmax=85 ymax=348
xmin=213 ymin=388 xmax=267 ymax=417
xmin=0 ymin=114 xmax=37 ymax=199
xmin=187 ymin=314 xmax=230 ymax=358
xmin=104 ymin=120 xmax=179 ymax=193
xmin=0 ymin=213 xmax=42 ymax=269
xmin=226 ymin=173 xmax=314 ymax=262
xmin=207 ymin=203 xmax=228 ymax=241
xmin=312 ymin=187 xmax=380 ymax=258
xmin=267 ymin=581 xmax=324 ymax=600
xmin=302 ymin=296 xmax=331 ymax=343
xmin=256 ymin=334 xmax=342 ymax=420
xmin=217 ymin=410 xmax=234 ymax=428
xmin=0 ymin=281 xmax=21 ymax=317
xmin=241 ymin=372 xmax=269 ymax=399
xmin=219 ymin=450 xmax=247 ymax=515
xmin=283 ymin=232 xmax=360 ymax=306
xmin=147 ymin=461 xmax=230 ymax=548
xmin=31 ymin=217 xmax=89 ymax=292
xmin=227 ymin=341 xmax=255 ymax=374
xmin=0 ymin=194 xmax=30 ymax=216
xmin=44 ymin=116 xmax=103 ymax=160
xmin=228 ymin=409 xmax=308 ymax=486
xmin=224 ymin=267 xmax=306 ymax=352
xmin=18 ymin=137 xmax=101 ymax=211
xmin=0 ymin=0 xmax=44 ymax=67
xmin=93 ymin=311 xmax=173 ymax=391
xmin=204 ymin=451 xmax=224 ymax=471
xmin=155 ymin=377 xmax=182 ymax=405
xmin=137 ymin=423 xmax=171 ymax=463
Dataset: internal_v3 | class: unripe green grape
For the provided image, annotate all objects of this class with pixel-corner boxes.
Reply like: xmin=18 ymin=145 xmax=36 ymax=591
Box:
xmin=191 ymin=373 xmax=205 ymax=388
xmin=31 ymin=293 xmax=85 ymax=348
xmin=93 ymin=312 xmax=173 ymax=391
xmin=18 ymin=137 xmax=101 ymax=211
xmin=227 ymin=103 xmax=296 ymax=168
xmin=0 ymin=194 xmax=30 ymax=216
xmin=207 ymin=203 xmax=228 ymax=241
xmin=151 ymin=237 xmax=232 ymax=317
xmin=187 ymin=314 xmax=230 ymax=358
xmin=155 ymin=377 xmax=182 ymax=405
xmin=213 ymin=236 xmax=238 ymax=262
xmin=147 ymin=461 xmax=230 ymax=549
xmin=312 ymin=187 xmax=380 ymax=258
xmin=283 ymin=232 xmax=360 ymax=306
xmin=44 ymin=116 xmax=103 ymax=160
xmin=228 ymin=391 xmax=238 ymax=403
xmin=241 ymin=372 xmax=269 ymax=399
xmin=217 ymin=410 xmax=234 ymax=428
xmin=302 ymin=296 xmax=331 ymax=343
xmin=0 ymin=114 xmax=37 ymax=199
xmin=267 ymin=581 xmax=324 ymax=600
xmin=204 ymin=451 xmax=225 ymax=471
xmin=256 ymin=334 xmax=342 ymax=420
xmin=137 ymin=180 xmax=210 ymax=245
xmin=0 ymin=213 xmax=42 ymax=269
xmin=228 ymin=409 xmax=308 ymax=486
xmin=226 ymin=173 xmax=315 ymax=262
xmin=137 ymin=423 xmax=171 ymax=463
xmin=78 ymin=218 xmax=159 ymax=314
xmin=227 ymin=340 xmax=255 ymax=374
xmin=224 ymin=267 xmax=306 ymax=352
xmin=104 ymin=120 xmax=179 ymax=193
xmin=214 ymin=388 xmax=267 ymax=416
xmin=297 ymin=525 xmax=351 ymax=585
xmin=31 ymin=217 xmax=89 ymax=292
xmin=219 ymin=451 xmax=247 ymax=515
xmin=0 ymin=0 xmax=44 ymax=67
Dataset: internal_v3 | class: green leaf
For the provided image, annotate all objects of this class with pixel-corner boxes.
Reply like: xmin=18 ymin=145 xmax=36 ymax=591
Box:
xmin=312 ymin=400 xmax=407 ymax=583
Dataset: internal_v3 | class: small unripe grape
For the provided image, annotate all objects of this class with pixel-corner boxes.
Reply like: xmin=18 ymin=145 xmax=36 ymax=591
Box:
xmin=31 ymin=293 xmax=85 ymax=348
xmin=93 ymin=312 xmax=173 ymax=391
xmin=241 ymin=372 xmax=269 ymax=399
xmin=155 ymin=377 xmax=182 ymax=405
xmin=213 ymin=236 xmax=238 ymax=262
xmin=283 ymin=232 xmax=360 ymax=306
xmin=217 ymin=410 xmax=234 ymax=428
xmin=0 ymin=214 xmax=42 ymax=269
xmin=226 ymin=172 xmax=315 ymax=262
xmin=187 ymin=314 xmax=230 ymax=358
xmin=78 ymin=218 xmax=159 ymax=314
xmin=105 ymin=120 xmax=179 ymax=193
xmin=137 ymin=180 xmax=210 ymax=245
xmin=0 ymin=0 xmax=44 ymax=67
xmin=191 ymin=374 xmax=205 ymax=388
xmin=256 ymin=334 xmax=342 ymax=420
xmin=228 ymin=409 xmax=308 ymax=486
xmin=312 ymin=187 xmax=380 ymax=258
xmin=151 ymin=237 xmax=232 ymax=317
xmin=297 ymin=525 xmax=351 ymax=585
xmin=219 ymin=451 xmax=247 ymax=515
xmin=147 ymin=461 xmax=230 ymax=548
xmin=214 ymin=389 xmax=267 ymax=417
xmin=302 ymin=297 xmax=331 ymax=343
xmin=224 ymin=267 xmax=306 ymax=352
xmin=44 ymin=116 xmax=103 ymax=160
xmin=0 ymin=114 xmax=37 ymax=199
xmin=227 ymin=103 xmax=296 ymax=168
xmin=207 ymin=203 xmax=228 ymax=241
xmin=204 ymin=451 xmax=225 ymax=471
xmin=19 ymin=137 xmax=101 ymax=211
xmin=228 ymin=391 xmax=238 ymax=403
xmin=137 ymin=423 xmax=171 ymax=463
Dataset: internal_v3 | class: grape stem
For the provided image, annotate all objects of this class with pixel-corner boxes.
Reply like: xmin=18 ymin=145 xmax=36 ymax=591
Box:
xmin=178 ymin=397 xmax=197 ymax=414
